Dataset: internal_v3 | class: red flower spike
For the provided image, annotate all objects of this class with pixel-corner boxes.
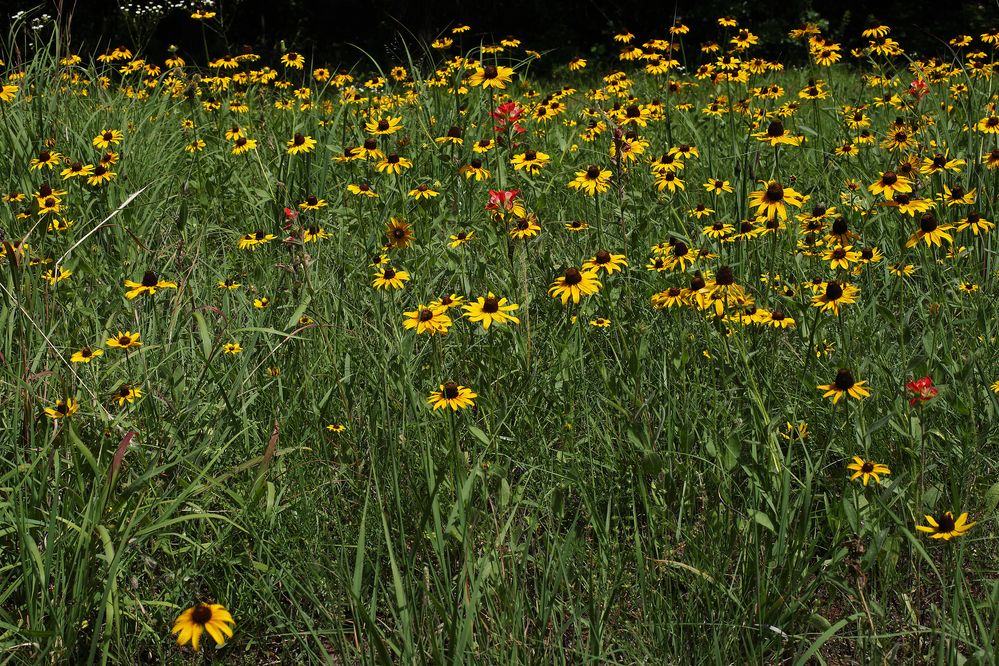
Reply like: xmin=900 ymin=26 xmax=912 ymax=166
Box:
xmin=906 ymin=376 xmax=938 ymax=406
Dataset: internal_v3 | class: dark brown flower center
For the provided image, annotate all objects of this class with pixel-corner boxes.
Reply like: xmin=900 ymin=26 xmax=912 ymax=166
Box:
xmin=293 ymin=133 xmax=305 ymax=146
xmin=825 ymin=280 xmax=844 ymax=300
xmin=235 ymin=137 xmax=247 ymax=147
xmin=191 ymin=605 xmax=212 ymax=625
xmin=716 ymin=266 xmax=734 ymax=286
xmin=920 ymin=213 xmax=938 ymax=233
xmin=418 ymin=309 xmax=433 ymax=322
xmin=766 ymin=120 xmax=784 ymax=137
xmin=881 ymin=171 xmax=897 ymax=185
xmin=832 ymin=217 xmax=848 ymax=235
xmin=382 ymin=267 xmax=396 ymax=279
xmin=524 ymin=150 xmax=537 ymax=161
xmin=834 ymin=369 xmax=855 ymax=390
xmin=254 ymin=230 xmax=265 ymax=240
xmin=447 ymin=126 xmax=461 ymax=138
xmin=765 ymin=183 xmax=784 ymax=202
xmin=861 ymin=461 xmax=874 ymax=473
xmin=119 ymin=335 xmax=132 ymax=345
xmin=586 ymin=165 xmax=601 ymax=179
xmin=483 ymin=65 xmax=498 ymax=79
xmin=832 ymin=248 xmax=846 ymax=259
xmin=595 ymin=249 xmax=611 ymax=263
xmin=470 ymin=159 xmax=482 ymax=169
xmin=861 ymin=248 xmax=874 ymax=260
xmin=387 ymin=154 xmax=400 ymax=163
xmin=307 ymin=195 xmax=318 ymax=205
xmin=364 ymin=138 xmax=377 ymax=149
xmin=141 ymin=271 xmax=158 ymax=287
xmin=443 ymin=382 xmax=459 ymax=399
xmin=483 ymin=297 xmax=499 ymax=313
xmin=935 ymin=513 xmax=956 ymax=532
xmin=377 ymin=119 xmax=389 ymax=131
xmin=564 ymin=268 xmax=582 ymax=285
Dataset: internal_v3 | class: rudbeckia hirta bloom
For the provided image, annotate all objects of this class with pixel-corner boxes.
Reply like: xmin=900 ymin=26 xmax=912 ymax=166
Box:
xmin=365 ymin=116 xmax=403 ymax=135
xmin=467 ymin=64 xmax=514 ymax=89
xmin=30 ymin=150 xmax=62 ymax=170
xmin=510 ymin=149 xmax=551 ymax=175
xmin=509 ymin=215 xmax=541 ymax=239
xmin=106 ymin=331 xmax=142 ymax=349
xmin=286 ymin=133 xmax=317 ymax=155
xmin=463 ymin=293 xmax=520 ymax=329
xmin=748 ymin=181 xmax=804 ymax=220
xmin=548 ymin=267 xmax=602 ymax=305
xmin=583 ymin=250 xmax=628 ymax=274
xmin=568 ymin=165 xmax=612 ymax=195
xmin=222 ymin=342 xmax=243 ymax=354
xmin=428 ymin=382 xmax=478 ymax=411
xmin=44 ymin=398 xmax=79 ymax=419
xmin=375 ymin=153 xmax=412 ymax=175
xmin=906 ymin=212 xmax=953 ymax=248
xmin=92 ymin=129 xmax=123 ymax=149
xmin=818 ymin=369 xmax=871 ymax=403
xmin=61 ymin=162 xmax=94 ymax=179
xmin=868 ymin=171 xmax=911 ymax=199
xmin=111 ymin=384 xmax=142 ymax=406
xmin=372 ymin=266 xmax=410 ymax=290
xmin=403 ymin=304 xmax=452 ymax=335
xmin=231 ymin=137 xmax=257 ymax=154
xmin=449 ymin=230 xmax=475 ymax=248
xmin=847 ymin=456 xmax=890 ymax=485
xmin=238 ymin=230 xmax=276 ymax=250
xmin=71 ymin=346 xmax=104 ymax=363
xmin=123 ymin=271 xmax=178 ymax=299
xmin=811 ymin=280 xmax=859 ymax=315
xmin=86 ymin=165 xmax=116 ymax=187
xmin=822 ymin=245 xmax=860 ymax=270
xmin=408 ymin=184 xmax=439 ymax=200
xmin=916 ymin=512 xmax=975 ymax=540
xmin=172 ymin=603 xmax=235 ymax=651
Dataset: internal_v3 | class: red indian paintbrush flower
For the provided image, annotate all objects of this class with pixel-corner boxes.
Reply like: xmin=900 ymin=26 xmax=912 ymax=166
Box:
xmin=491 ymin=101 xmax=526 ymax=134
xmin=906 ymin=376 xmax=938 ymax=406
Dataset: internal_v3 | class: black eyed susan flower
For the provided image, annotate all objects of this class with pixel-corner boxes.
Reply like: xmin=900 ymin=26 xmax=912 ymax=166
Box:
xmin=449 ymin=231 xmax=475 ymax=248
xmin=253 ymin=297 xmax=270 ymax=309
xmin=472 ymin=138 xmax=496 ymax=154
xmin=435 ymin=126 xmax=464 ymax=145
xmin=238 ymin=230 xmax=276 ymax=250
xmin=906 ymin=212 xmax=953 ymax=248
xmin=868 ymin=171 xmax=911 ymax=199
xmin=71 ymin=345 xmax=104 ymax=363
xmin=106 ymin=330 xmax=142 ymax=350
xmin=939 ymin=184 xmax=976 ymax=206
xmin=956 ymin=211 xmax=994 ymax=235
xmin=704 ymin=178 xmax=733 ymax=194
xmin=185 ymin=138 xmax=206 ymax=153
xmin=92 ymin=129 xmax=123 ymax=149
xmin=111 ymin=384 xmax=142 ymax=406
xmin=811 ymin=280 xmax=859 ymax=315
xmin=44 ymin=398 xmax=79 ymax=419
xmin=565 ymin=220 xmax=590 ymax=232
xmin=302 ymin=225 xmax=328 ymax=243
xmin=753 ymin=120 xmax=803 ymax=146
xmin=509 ymin=214 xmax=541 ymax=240
xmin=231 ymin=137 xmax=257 ymax=154
xmin=463 ymin=293 xmax=520 ymax=329
xmin=590 ymin=317 xmax=611 ymax=327
xmin=822 ymin=245 xmax=861 ymax=270
xmin=568 ymin=165 xmax=612 ymax=195
xmin=548 ymin=267 xmax=602 ymax=305
xmin=281 ymin=52 xmax=304 ymax=68
xmin=0 ymin=84 xmax=18 ymax=103
xmin=651 ymin=286 xmax=687 ymax=309
xmin=365 ymin=116 xmax=403 ymax=135
xmin=60 ymin=161 xmax=94 ymax=179
xmin=375 ymin=153 xmax=412 ymax=175
xmin=408 ymin=184 xmax=440 ymax=200
xmin=583 ymin=250 xmax=628 ymax=274
xmin=386 ymin=218 xmax=415 ymax=249
xmin=30 ymin=150 xmax=62 ymax=170
xmin=748 ymin=181 xmax=805 ymax=220
xmin=124 ymin=271 xmax=178 ymax=299
xmin=372 ymin=266 xmax=410 ymax=290
xmin=172 ymin=603 xmax=235 ymax=651
xmin=817 ymin=369 xmax=871 ymax=403
xmin=460 ymin=159 xmax=490 ymax=181
xmin=975 ymin=115 xmax=999 ymax=133
xmin=510 ymin=149 xmax=551 ymax=175
xmin=286 ymin=133 xmax=317 ymax=155
xmin=916 ymin=512 xmax=975 ymax=540
xmin=847 ymin=457 xmax=890 ymax=485
xmin=222 ymin=342 xmax=243 ymax=355
xmin=403 ymin=304 xmax=452 ymax=335
xmin=428 ymin=382 xmax=477 ymax=411
xmin=86 ymin=165 xmax=116 ymax=186
xmin=298 ymin=195 xmax=327 ymax=211
xmin=347 ymin=183 xmax=379 ymax=198
xmin=41 ymin=267 xmax=72 ymax=285
xmin=467 ymin=64 xmax=514 ymax=89
xmin=780 ymin=421 xmax=809 ymax=441
xmin=655 ymin=171 xmax=685 ymax=193
xmin=762 ymin=309 xmax=795 ymax=328
xmin=326 ymin=423 xmax=346 ymax=433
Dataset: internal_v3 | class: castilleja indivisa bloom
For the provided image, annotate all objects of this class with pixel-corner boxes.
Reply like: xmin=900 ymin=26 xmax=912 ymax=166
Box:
xmin=906 ymin=376 xmax=938 ymax=406
xmin=491 ymin=101 xmax=526 ymax=134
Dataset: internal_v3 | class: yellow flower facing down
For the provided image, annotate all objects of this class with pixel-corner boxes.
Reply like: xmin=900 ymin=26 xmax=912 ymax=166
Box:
xmin=172 ymin=603 xmax=235 ymax=651
xmin=847 ymin=456 xmax=890 ymax=485
xmin=548 ymin=267 xmax=602 ymax=305
xmin=71 ymin=346 xmax=104 ymax=363
xmin=123 ymin=271 xmax=178 ymax=299
xmin=463 ymin=293 xmax=520 ymax=329
xmin=817 ymin=369 xmax=871 ymax=404
xmin=427 ymin=382 xmax=477 ymax=411
xmin=916 ymin=511 xmax=975 ymax=540
xmin=402 ymin=304 xmax=452 ymax=335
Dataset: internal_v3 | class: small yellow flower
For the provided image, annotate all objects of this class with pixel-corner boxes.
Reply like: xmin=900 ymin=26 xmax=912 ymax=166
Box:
xmin=222 ymin=342 xmax=243 ymax=355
